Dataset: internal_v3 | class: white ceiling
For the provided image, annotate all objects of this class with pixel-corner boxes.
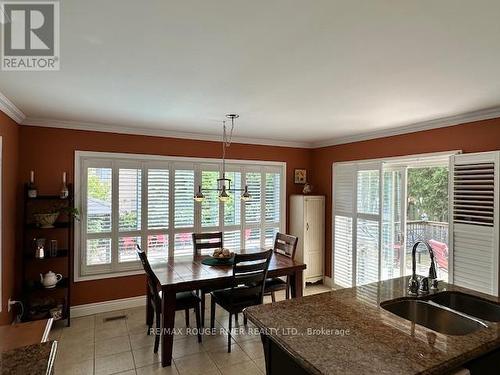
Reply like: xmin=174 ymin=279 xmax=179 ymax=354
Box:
xmin=2 ymin=0 xmax=500 ymax=147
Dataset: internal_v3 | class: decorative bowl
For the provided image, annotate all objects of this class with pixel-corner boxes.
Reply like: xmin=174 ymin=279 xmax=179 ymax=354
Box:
xmin=212 ymin=248 xmax=234 ymax=259
xmin=34 ymin=213 xmax=60 ymax=228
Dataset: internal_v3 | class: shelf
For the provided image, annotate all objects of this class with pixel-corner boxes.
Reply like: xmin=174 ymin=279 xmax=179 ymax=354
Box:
xmin=25 ymin=249 xmax=69 ymax=260
xmin=25 ymin=222 xmax=71 ymax=230
xmin=25 ymin=277 xmax=69 ymax=294
xmin=27 ymin=195 xmax=70 ymax=201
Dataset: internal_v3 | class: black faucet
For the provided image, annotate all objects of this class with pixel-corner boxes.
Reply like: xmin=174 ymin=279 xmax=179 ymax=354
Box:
xmin=408 ymin=241 xmax=438 ymax=295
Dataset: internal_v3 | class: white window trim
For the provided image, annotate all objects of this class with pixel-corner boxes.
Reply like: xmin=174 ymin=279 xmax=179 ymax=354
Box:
xmin=74 ymin=151 xmax=286 ymax=282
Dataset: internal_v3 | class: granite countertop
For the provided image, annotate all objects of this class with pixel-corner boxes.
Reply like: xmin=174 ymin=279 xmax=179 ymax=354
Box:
xmin=0 ymin=341 xmax=57 ymax=375
xmin=245 ymin=277 xmax=500 ymax=375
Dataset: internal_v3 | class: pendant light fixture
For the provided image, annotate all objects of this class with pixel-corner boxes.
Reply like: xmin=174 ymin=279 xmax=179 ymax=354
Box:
xmin=194 ymin=114 xmax=251 ymax=203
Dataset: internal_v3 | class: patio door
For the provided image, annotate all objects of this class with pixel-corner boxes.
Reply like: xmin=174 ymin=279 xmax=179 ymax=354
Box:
xmin=381 ymin=167 xmax=406 ymax=280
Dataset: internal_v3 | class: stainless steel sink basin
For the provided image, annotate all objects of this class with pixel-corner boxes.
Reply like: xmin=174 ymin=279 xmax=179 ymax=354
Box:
xmin=428 ymin=291 xmax=500 ymax=322
xmin=381 ymin=299 xmax=486 ymax=335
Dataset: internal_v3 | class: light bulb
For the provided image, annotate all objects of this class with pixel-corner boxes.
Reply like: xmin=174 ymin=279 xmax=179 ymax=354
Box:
xmin=240 ymin=186 xmax=251 ymax=201
xmin=219 ymin=186 xmax=230 ymax=202
xmin=194 ymin=186 xmax=205 ymax=202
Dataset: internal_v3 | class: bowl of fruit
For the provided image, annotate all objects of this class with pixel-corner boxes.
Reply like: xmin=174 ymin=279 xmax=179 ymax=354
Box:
xmin=212 ymin=248 xmax=234 ymax=260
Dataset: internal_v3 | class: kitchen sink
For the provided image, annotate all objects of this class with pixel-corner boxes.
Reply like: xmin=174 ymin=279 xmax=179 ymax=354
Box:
xmin=381 ymin=299 xmax=486 ymax=335
xmin=428 ymin=291 xmax=500 ymax=322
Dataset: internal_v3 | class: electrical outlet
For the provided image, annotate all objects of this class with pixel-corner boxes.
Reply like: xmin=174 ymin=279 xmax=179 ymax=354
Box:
xmin=7 ymin=299 xmax=17 ymax=312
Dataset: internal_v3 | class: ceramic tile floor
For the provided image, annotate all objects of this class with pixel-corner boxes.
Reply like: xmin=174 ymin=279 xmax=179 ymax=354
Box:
xmin=50 ymin=283 xmax=332 ymax=375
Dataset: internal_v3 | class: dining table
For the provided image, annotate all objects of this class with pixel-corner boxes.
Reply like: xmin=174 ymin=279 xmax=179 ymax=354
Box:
xmin=149 ymin=248 xmax=307 ymax=367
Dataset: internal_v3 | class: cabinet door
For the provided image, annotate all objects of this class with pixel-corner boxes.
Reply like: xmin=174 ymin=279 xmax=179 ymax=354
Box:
xmin=305 ymin=198 xmax=324 ymax=278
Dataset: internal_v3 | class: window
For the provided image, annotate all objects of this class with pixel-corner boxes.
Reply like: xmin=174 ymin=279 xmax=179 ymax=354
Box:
xmin=75 ymin=152 xmax=285 ymax=280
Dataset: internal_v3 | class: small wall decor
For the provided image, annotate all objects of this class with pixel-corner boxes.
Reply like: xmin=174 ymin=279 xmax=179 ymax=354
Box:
xmin=294 ymin=168 xmax=307 ymax=184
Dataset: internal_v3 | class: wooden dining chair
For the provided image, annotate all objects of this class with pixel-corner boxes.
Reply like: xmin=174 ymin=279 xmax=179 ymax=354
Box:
xmin=136 ymin=245 xmax=202 ymax=353
xmin=210 ymin=249 xmax=273 ymax=353
xmin=264 ymin=233 xmax=299 ymax=302
xmin=192 ymin=232 xmax=223 ymax=324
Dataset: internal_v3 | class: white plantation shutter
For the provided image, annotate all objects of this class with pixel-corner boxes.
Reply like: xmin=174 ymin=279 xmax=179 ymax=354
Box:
xmin=245 ymin=172 xmax=261 ymax=224
xmin=333 ymin=164 xmax=355 ymax=287
xmin=333 ymin=162 xmax=382 ymax=288
xmin=201 ymin=170 xmax=219 ymax=227
xmin=450 ymin=152 xmax=500 ymax=296
xmin=147 ymin=169 xmax=169 ymax=229
xmin=174 ymin=170 xmax=195 ymax=228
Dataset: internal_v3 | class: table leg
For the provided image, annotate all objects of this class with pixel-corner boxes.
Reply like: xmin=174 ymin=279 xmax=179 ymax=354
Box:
xmin=161 ymin=289 xmax=176 ymax=367
xmin=289 ymin=270 xmax=304 ymax=298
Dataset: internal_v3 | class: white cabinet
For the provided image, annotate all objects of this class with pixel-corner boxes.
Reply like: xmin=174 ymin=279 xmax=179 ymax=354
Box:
xmin=290 ymin=195 xmax=325 ymax=284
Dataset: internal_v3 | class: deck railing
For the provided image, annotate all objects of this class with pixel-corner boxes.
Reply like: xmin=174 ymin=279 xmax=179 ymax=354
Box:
xmin=406 ymin=220 xmax=448 ymax=252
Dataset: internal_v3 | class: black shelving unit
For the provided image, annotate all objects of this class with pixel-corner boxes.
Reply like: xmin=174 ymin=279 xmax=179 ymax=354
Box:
xmin=22 ymin=184 xmax=73 ymax=326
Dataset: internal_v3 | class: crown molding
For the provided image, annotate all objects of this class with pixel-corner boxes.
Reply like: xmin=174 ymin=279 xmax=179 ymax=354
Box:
xmin=0 ymin=92 xmax=26 ymax=124
xmin=312 ymin=106 xmax=500 ymax=148
xmin=21 ymin=117 xmax=312 ymax=149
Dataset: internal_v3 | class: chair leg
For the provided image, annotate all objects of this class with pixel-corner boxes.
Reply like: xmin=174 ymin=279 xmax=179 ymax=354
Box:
xmin=228 ymin=313 xmax=232 ymax=353
xmin=271 ymin=292 xmax=276 ymax=303
xmin=194 ymin=305 xmax=202 ymax=343
xmin=153 ymin=308 xmax=160 ymax=354
xmin=201 ymin=292 xmax=206 ymax=327
xmin=244 ymin=314 xmax=248 ymax=326
xmin=146 ymin=299 xmax=154 ymax=334
xmin=185 ymin=309 xmax=190 ymax=327
xmin=210 ymin=297 xmax=216 ymax=330
xmin=235 ymin=313 xmax=239 ymax=323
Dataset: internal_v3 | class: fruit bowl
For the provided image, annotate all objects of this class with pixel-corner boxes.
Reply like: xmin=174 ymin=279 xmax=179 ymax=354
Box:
xmin=212 ymin=248 xmax=234 ymax=259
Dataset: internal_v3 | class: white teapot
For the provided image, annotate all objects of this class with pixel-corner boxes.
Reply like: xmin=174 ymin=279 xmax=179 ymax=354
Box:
xmin=40 ymin=271 xmax=62 ymax=288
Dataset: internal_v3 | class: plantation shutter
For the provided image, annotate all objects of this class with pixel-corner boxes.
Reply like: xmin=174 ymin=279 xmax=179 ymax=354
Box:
xmin=450 ymin=152 xmax=500 ymax=296
xmin=333 ymin=164 xmax=355 ymax=287
xmin=355 ymin=163 xmax=382 ymax=286
xmin=174 ymin=169 xmax=195 ymax=228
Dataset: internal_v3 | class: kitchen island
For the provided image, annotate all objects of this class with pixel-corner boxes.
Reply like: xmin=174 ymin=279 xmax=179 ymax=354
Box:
xmin=245 ymin=277 xmax=500 ymax=375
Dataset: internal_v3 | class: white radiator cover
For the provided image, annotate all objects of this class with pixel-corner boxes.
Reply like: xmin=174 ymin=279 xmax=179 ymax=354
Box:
xmin=450 ymin=152 xmax=500 ymax=296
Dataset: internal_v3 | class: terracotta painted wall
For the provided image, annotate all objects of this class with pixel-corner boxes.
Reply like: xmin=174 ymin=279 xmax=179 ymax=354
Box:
xmin=311 ymin=118 xmax=500 ymax=278
xmin=0 ymin=112 xmax=20 ymax=324
xmin=18 ymin=126 xmax=312 ymax=306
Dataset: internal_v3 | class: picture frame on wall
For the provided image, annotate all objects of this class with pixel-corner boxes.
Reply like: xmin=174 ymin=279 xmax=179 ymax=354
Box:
xmin=294 ymin=168 xmax=307 ymax=184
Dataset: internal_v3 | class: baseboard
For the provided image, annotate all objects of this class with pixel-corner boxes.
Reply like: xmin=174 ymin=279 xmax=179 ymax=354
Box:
xmin=71 ymin=295 xmax=146 ymax=318
xmin=323 ymin=276 xmax=333 ymax=288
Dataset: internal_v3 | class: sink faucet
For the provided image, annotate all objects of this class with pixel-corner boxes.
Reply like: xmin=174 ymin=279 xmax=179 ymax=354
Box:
xmin=408 ymin=241 xmax=438 ymax=295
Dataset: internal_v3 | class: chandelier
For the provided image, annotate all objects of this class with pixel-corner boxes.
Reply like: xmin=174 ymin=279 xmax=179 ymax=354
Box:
xmin=194 ymin=114 xmax=251 ymax=203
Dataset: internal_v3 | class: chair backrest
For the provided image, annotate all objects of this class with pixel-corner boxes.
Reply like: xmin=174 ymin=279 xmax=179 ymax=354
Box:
xmin=230 ymin=249 xmax=273 ymax=304
xmin=273 ymin=233 xmax=298 ymax=259
xmin=192 ymin=232 xmax=223 ymax=256
xmin=136 ymin=245 xmax=161 ymax=303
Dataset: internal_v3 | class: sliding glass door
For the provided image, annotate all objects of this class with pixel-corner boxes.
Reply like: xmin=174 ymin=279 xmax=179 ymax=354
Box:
xmin=333 ymin=155 xmax=451 ymax=288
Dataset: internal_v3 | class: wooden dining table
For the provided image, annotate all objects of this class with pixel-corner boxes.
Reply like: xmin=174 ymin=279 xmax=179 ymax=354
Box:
xmin=149 ymin=248 xmax=307 ymax=367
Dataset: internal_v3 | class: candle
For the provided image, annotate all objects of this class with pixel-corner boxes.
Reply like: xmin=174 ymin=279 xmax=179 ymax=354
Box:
xmin=62 ymin=172 xmax=67 ymax=184
xmin=30 ymin=170 xmax=34 ymax=183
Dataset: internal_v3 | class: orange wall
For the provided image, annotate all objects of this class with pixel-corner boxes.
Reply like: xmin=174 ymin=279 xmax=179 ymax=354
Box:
xmin=18 ymin=126 xmax=312 ymax=305
xmin=0 ymin=113 xmax=20 ymax=324
xmin=311 ymin=118 xmax=500 ymax=278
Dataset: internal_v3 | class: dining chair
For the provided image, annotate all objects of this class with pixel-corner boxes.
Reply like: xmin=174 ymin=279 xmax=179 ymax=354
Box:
xmin=192 ymin=232 xmax=223 ymax=325
xmin=136 ymin=245 xmax=202 ymax=353
xmin=264 ymin=233 xmax=299 ymax=302
xmin=210 ymin=249 xmax=273 ymax=353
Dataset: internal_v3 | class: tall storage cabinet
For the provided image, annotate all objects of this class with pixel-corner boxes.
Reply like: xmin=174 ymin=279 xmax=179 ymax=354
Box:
xmin=290 ymin=195 xmax=325 ymax=285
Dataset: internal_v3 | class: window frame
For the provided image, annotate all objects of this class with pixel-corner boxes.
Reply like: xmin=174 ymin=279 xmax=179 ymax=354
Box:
xmin=75 ymin=151 xmax=286 ymax=282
